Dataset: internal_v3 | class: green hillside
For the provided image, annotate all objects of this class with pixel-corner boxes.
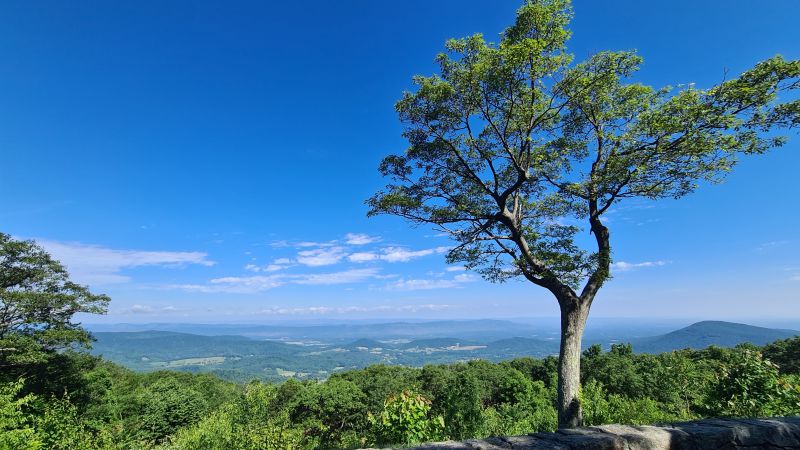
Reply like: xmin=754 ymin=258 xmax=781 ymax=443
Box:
xmin=90 ymin=321 xmax=799 ymax=382
xmin=632 ymin=321 xmax=799 ymax=353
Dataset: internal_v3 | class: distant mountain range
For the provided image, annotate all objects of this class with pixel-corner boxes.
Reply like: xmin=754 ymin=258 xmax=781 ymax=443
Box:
xmin=630 ymin=321 xmax=799 ymax=354
xmin=88 ymin=320 xmax=798 ymax=382
xmin=87 ymin=319 xmax=554 ymax=343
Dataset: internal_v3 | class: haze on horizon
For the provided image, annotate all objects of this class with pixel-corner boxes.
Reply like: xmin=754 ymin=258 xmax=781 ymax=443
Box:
xmin=2 ymin=0 xmax=799 ymax=324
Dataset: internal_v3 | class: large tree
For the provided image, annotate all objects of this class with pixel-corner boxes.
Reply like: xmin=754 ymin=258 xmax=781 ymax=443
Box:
xmin=0 ymin=233 xmax=109 ymax=379
xmin=368 ymin=0 xmax=799 ymax=427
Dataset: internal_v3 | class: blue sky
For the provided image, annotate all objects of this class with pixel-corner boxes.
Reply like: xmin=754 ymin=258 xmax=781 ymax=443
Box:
xmin=1 ymin=1 xmax=799 ymax=324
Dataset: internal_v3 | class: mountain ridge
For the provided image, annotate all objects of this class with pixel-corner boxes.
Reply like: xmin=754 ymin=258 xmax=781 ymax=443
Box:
xmin=630 ymin=320 xmax=798 ymax=353
xmin=88 ymin=320 xmax=798 ymax=382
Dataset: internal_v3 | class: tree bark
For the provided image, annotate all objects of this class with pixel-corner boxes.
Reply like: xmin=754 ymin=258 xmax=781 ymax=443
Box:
xmin=557 ymin=296 xmax=591 ymax=428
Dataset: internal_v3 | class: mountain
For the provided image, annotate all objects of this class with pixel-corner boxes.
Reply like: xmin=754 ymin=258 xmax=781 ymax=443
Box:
xmin=484 ymin=337 xmax=556 ymax=355
xmin=398 ymin=338 xmax=480 ymax=350
xmin=88 ymin=320 xmax=799 ymax=382
xmin=631 ymin=321 xmax=799 ymax=353
xmin=91 ymin=331 xmax=305 ymax=372
xmin=89 ymin=330 xmax=559 ymax=381
xmin=87 ymin=319 xmax=548 ymax=343
xmin=346 ymin=338 xmax=386 ymax=349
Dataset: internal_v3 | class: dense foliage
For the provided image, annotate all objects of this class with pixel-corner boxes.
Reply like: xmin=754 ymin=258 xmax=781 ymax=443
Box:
xmin=1 ymin=338 xmax=798 ymax=449
xmin=367 ymin=0 xmax=799 ymax=427
xmin=0 ymin=232 xmax=109 ymax=395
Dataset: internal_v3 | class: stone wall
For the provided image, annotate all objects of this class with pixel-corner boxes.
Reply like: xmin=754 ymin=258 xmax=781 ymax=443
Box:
xmin=404 ymin=417 xmax=800 ymax=449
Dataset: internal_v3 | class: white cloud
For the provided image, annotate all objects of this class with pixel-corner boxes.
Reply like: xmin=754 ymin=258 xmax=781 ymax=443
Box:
xmin=244 ymin=262 xmax=290 ymax=273
xmin=296 ymin=241 xmax=336 ymax=248
xmin=211 ymin=275 xmax=285 ymax=292
xmin=269 ymin=240 xmax=335 ymax=249
xmin=173 ymin=268 xmax=381 ymax=293
xmin=349 ymin=246 xmax=450 ymax=264
xmin=453 ymin=273 xmax=477 ymax=282
xmin=381 ymin=246 xmax=449 ymax=262
xmin=374 ymin=274 xmax=400 ymax=280
xmin=175 ymin=275 xmax=286 ymax=293
xmin=423 ymin=233 xmax=449 ymax=238
xmin=386 ymin=272 xmax=476 ymax=291
xmin=37 ymin=239 xmax=214 ymax=285
xmin=123 ymin=304 xmax=184 ymax=315
xmin=348 ymin=252 xmax=379 ymax=263
xmin=790 ymin=274 xmax=800 ymax=282
xmin=344 ymin=233 xmax=381 ymax=245
xmin=446 ymin=266 xmax=466 ymax=272
xmin=296 ymin=247 xmax=347 ymax=266
xmin=293 ymin=268 xmax=380 ymax=285
xmin=611 ymin=260 xmax=667 ymax=272
xmin=257 ymin=303 xmax=452 ymax=316
xmin=128 ymin=304 xmax=155 ymax=314
xmin=756 ymin=240 xmax=792 ymax=252
xmin=387 ymin=279 xmax=460 ymax=290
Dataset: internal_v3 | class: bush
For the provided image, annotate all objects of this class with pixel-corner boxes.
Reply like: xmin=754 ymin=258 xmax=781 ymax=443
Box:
xmin=706 ymin=350 xmax=800 ymax=417
xmin=369 ymin=390 xmax=445 ymax=447
xmin=0 ymin=380 xmax=41 ymax=450
xmin=168 ymin=382 xmax=304 ymax=450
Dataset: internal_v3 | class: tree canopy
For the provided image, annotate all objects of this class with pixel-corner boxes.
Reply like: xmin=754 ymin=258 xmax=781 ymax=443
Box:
xmin=368 ymin=0 xmax=799 ymax=427
xmin=0 ymin=233 xmax=109 ymax=375
xmin=369 ymin=0 xmax=798 ymax=295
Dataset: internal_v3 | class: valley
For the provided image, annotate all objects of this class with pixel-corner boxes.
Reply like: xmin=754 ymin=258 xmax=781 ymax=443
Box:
xmin=89 ymin=319 xmax=800 ymax=382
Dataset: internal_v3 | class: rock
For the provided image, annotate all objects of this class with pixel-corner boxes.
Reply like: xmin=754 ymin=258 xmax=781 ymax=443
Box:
xmin=388 ymin=417 xmax=800 ymax=449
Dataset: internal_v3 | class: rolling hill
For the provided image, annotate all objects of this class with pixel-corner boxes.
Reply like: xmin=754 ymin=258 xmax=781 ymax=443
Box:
xmin=89 ymin=320 xmax=798 ymax=382
xmin=631 ymin=321 xmax=799 ymax=353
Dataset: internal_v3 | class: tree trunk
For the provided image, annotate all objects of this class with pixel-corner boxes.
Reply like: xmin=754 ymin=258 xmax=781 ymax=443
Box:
xmin=557 ymin=297 xmax=590 ymax=428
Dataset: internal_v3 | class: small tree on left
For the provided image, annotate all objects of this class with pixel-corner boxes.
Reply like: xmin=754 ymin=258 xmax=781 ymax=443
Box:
xmin=0 ymin=232 xmax=109 ymax=381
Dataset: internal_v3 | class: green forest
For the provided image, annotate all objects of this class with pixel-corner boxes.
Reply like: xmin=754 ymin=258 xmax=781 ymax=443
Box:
xmin=3 ymin=0 xmax=800 ymax=445
xmin=3 ymin=333 xmax=800 ymax=449
xmin=2 ymin=232 xmax=799 ymax=449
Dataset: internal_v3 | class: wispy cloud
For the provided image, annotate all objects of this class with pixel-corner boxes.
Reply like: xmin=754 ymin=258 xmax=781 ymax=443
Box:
xmin=348 ymin=252 xmax=379 ymax=263
xmin=611 ymin=260 xmax=668 ymax=272
xmin=387 ymin=279 xmax=459 ymax=290
xmin=345 ymin=233 xmax=381 ymax=245
xmin=37 ymin=239 xmax=214 ymax=285
xmin=382 ymin=246 xmax=449 ymax=262
xmin=173 ymin=268 xmax=381 ymax=293
xmin=257 ymin=303 xmax=452 ymax=315
xmin=292 ymin=268 xmax=379 ymax=285
xmin=756 ymin=240 xmax=792 ymax=252
xmin=348 ymin=246 xmax=449 ymax=264
xmin=386 ymin=273 xmax=476 ymax=291
xmin=269 ymin=240 xmax=336 ymax=249
xmin=122 ymin=304 xmax=184 ymax=315
xmin=296 ymin=247 xmax=347 ymax=266
xmin=177 ymin=275 xmax=285 ymax=293
xmin=244 ymin=262 xmax=291 ymax=273
xmin=296 ymin=241 xmax=337 ymax=248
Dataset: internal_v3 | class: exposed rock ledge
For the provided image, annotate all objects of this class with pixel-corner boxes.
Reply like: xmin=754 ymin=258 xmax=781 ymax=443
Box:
xmin=402 ymin=417 xmax=800 ymax=449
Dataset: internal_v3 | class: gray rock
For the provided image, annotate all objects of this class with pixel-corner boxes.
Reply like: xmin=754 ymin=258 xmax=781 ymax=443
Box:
xmin=378 ymin=417 xmax=800 ymax=449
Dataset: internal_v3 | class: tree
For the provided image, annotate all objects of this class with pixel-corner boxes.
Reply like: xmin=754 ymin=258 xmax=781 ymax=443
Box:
xmin=367 ymin=0 xmax=799 ymax=427
xmin=0 ymin=233 xmax=109 ymax=379
xmin=133 ymin=376 xmax=207 ymax=444
xmin=706 ymin=349 xmax=800 ymax=418
xmin=0 ymin=380 xmax=42 ymax=450
xmin=762 ymin=336 xmax=800 ymax=375
xmin=289 ymin=378 xmax=368 ymax=448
